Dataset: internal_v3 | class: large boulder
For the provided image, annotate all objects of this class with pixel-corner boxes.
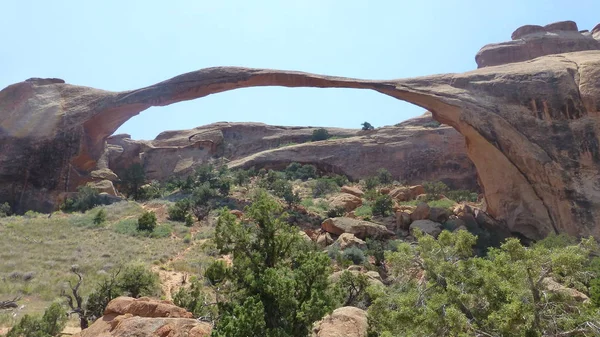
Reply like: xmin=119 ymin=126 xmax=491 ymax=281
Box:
xmin=410 ymin=202 xmax=430 ymax=221
xmin=333 ymin=233 xmax=367 ymax=250
xmin=312 ymin=306 xmax=368 ymax=337
xmin=410 ymin=219 xmax=443 ymax=238
xmin=429 ymin=207 xmax=450 ymax=223
xmin=316 ymin=232 xmax=334 ymax=248
xmin=75 ymin=297 xmax=211 ymax=337
xmin=87 ymin=180 xmax=118 ymax=197
xmin=341 ymin=186 xmax=365 ymax=197
xmin=322 ymin=217 xmax=394 ymax=239
xmin=328 ymin=193 xmax=363 ymax=212
xmin=542 ymin=278 xmax=590 ymax=303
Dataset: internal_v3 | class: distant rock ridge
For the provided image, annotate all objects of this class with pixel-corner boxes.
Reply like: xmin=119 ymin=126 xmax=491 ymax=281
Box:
xmin=2 ymin=20 xmax=600 ymax=240
xmin=105 ymin=114 xmax=477 ymax=190
xmin=476 ymin=20 xmax=600 ymax=68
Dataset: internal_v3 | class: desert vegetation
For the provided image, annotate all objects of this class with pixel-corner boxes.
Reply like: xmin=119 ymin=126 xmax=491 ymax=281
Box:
xmin=2 ymin=162 xmax=600 ymax=336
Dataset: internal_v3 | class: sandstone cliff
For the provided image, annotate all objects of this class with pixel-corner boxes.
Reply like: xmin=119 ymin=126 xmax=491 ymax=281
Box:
xmin=2 ymin=21 xmax=600 ymax=240
xmin=105 ymin=113 xmax=477 ymax=190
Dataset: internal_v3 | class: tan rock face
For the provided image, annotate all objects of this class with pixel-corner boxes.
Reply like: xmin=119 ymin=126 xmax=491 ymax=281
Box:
xmin=333 ymin=233 xmax=367 ymax=250
xmin=3 ymin=21 xmax=600 ymax=239
xmin=228 ymin=114 xmax=476 ymax=190
xmin=76 ymin=297 xmax=211 ymax=337
xmin=477 ymin=21 xmax=600 ymax=68
xmin=341 ymin=186 xmax=364 ymax=197
xmin=322 ymin=217 xmax=394 ymax=239
xmin=312 ymin=306 xmax=368 ymax=337
xmin=328 ymin=193 xmax=363 ymax=212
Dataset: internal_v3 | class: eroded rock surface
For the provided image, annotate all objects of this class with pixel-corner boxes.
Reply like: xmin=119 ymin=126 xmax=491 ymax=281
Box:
xmin=75 ymin=297 xmax=211 ymax=337
xmin=476 ymin=21 xmax=600 ymax=68
xmin=2 ymin=21 xmax=600 ymax=239
xmin=312 ymin=306 xmax=368 ymax=337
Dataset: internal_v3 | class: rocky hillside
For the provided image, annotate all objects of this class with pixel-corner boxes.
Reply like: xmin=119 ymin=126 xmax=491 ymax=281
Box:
xmin=105 ymin=112 xmax=477 ymax=191
xmin=2 ymin=20 xmax=600 ymax=240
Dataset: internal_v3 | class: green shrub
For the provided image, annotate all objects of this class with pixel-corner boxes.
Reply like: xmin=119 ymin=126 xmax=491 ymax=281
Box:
xmin=86 ymin=271 xmax=121 ymax=321
xmin=183 ymin=234 xmax=192 ymax=244
xmin=312 ymin=178 xmax=340 ymax=197
xmin=137 ymin=211 xmax=157 ymax=232
xmin=233 ymin=169 xmax=250 ymax=186
xmin=330 ymin=174 xmax=349 ymax=187
xmin=423 ymin=181 xmax=449 ymax=200
xmin=173 ymin=278 xmax=214 ymax=318
xmin=7 ymin=302 xmax=67 ymax=337
xmin=363 ymin=189 xmax=379 ymax=202
xmin=61 ymin=186 xmax=111 ymax=213
xmin=446 ymin=190 xmax=478 ymax=203
xmin=168 ymin=199 xmax=191 ymax=222
xmin=376 ymin=168 xmax=393 ymax=185
xmin=370 ymin=232 xmax=600 ymax=336
xmin=150 ymin=224 xmax=173 ymax=238
xmin=0 ymin=202 xmax=11 ymax=217
xmin=138 ymin=180 xmax=163 ymax=201
xmin=372 ymin=194 xmax=393 ymax=217
xmin=361 ymin=122 xmax=375 ymax=130
xmin=212 ymin=191 xmax=333 ymax=336
xmin=120 ymin=163 xmax=146 ymax=200
xmin=343 ymin=247 xmax=366 ymax=265
xmin=285 ymin=163 xmax=317 ymax=181
xmin=354 ymin=205 xmax=373 ymax=218
xmin=185 ymin=213 xmax=194 ymax=227
xmin=93 ymin=208 xmax=107 ymax=225
xmin=364 ymin=176 xmax=380 ymax=190
xmin=332 ymin=270 xmax=370 ymax=308
xmin=423 ymin=121 xmax=441 ymax=128
xmin=311 ymin=128 xmax=331 ymax=141
xmin=296 ymin=164 xmax=317 ymax=180
xmin=327 ymin=206 xmax=346 ymax=218
xmin=118 ymin=264 xmax=159 ymax=298
xmin=114 ymin=219 xmax=138 ymax=236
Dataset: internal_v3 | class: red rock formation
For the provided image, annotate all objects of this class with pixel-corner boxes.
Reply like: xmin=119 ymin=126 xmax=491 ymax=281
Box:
xmin=2 ymin=21 xmax=600 ymax=240
xmin=477 ymin=21 xmax=600 ymax=68
xmin=106 ymin=113 xmax=477 ymax=191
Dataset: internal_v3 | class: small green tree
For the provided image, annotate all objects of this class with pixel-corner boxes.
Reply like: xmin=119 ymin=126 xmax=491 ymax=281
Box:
xmin=312 ymin=178 xmax=339 ymax=197
xmin=0 ymin=202 xmax=11 ymax=217
xmin=168 ymin=199 xmax=192 ymax=222
xmin=342 ymin=247 xmax=366 ymax=265
xmin=212 ymin=191 xmax=334 ymax=336
xmin=364 ymin=176 xmax=380 ymax=190
xmin=121 ymin=163 xmax=146 ymax=200
xmin=7 ymin=302 xmax=67 ymax=337
xmin=376 ymin=168 xmax=393 ymax=185
xmin=368 ymin=230 xmax=600 ymax=336
xmin=118 ymin=264 xmax=159 ymax=298
xmin=361 ymin=122 xmax=375 ymax=130
xmin=137 ymin=211 xmax=157 ymax=232
xmin=311 ymin=128 xmax=331 ymax=141
xmin=233 ymin=169 xmax=250 ymax=186
xmin=332 ymin=270 xmax=370 ymax=308
xmin=61 ymin=186 xmax=109 ymax=213
xmin=173 ymin=278 xmax=215 ymax=318
xmin=372 ymin=194 xmax=393 ymax=217
xmin=93 ymin=208 xmax=107 ymax=225
xmin=423 ymin=181 xmax=449 ymax=201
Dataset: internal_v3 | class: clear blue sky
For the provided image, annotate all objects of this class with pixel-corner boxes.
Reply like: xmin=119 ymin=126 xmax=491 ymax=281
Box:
xmin=2 ymin=1 xmax=599 ymax=140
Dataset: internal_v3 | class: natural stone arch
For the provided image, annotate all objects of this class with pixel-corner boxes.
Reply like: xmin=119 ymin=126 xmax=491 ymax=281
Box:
xmin=3 ymin=51 xmax=600 ymax=239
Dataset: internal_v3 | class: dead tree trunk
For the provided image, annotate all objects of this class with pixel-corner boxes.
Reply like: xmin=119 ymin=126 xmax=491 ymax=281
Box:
xmin=61 ymin=269 xmax=89 ymax=330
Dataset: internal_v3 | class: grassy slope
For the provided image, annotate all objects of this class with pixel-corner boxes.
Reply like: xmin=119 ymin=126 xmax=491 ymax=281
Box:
xmin=0 ymin=201 xmax=192 ymax=327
